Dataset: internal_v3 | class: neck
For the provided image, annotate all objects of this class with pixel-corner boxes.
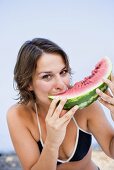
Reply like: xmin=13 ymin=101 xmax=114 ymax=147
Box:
xmin=35 ymin=101 xmax=50 ymax=118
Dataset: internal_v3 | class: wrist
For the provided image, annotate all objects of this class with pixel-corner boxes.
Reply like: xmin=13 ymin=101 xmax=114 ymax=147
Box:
xmin=45 ymin=139 xmax=60 ymax=151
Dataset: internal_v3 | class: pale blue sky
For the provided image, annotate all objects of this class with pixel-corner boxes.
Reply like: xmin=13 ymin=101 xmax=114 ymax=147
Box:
xmin=0 ymin=0 xmax=114 ymax=152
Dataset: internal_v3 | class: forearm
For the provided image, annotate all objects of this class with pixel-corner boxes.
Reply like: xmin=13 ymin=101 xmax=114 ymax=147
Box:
xmin=110 ymin=136 xmax=114 ymax=159
xmin=57 ymin=162 xmax=78 ymax=170
xmin=31 ymin=141 xmax=59 ymax=170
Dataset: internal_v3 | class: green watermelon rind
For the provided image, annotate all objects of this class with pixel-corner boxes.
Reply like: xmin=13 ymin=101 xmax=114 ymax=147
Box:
xmin=63 ymin=82 xmax=108 ymax=109
xmin=49 ymin=76 xmax=110 ymax=110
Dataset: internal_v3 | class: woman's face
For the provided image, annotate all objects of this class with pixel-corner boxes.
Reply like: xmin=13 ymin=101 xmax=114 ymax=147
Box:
xmin=31 ymin=53 xmax=70 ymax=106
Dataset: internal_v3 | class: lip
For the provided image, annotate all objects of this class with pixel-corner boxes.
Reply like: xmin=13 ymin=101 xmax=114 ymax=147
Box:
xmin=56 ymin=91 xmax=66 ymax=95
xmin=52 ymin=89 xmax=68 ymax=96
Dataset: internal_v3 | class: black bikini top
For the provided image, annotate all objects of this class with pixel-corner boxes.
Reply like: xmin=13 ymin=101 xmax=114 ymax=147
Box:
xmin=35 ymin=104 xmax=92 ymax=164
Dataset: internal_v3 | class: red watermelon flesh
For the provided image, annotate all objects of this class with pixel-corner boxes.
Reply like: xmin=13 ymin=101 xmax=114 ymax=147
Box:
xmin=49 ymin=56 xmax=112 ymax=109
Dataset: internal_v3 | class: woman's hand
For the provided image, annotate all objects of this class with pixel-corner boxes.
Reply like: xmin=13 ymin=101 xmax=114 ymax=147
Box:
xmin=45 ymin=98 xmax=79 ymax=149
xmin=96 ymin=73 xmax=114 ymax=121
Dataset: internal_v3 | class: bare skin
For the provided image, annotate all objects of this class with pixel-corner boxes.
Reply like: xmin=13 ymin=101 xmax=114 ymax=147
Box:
xmin=7 ymin=53 xmax=114 ymax=170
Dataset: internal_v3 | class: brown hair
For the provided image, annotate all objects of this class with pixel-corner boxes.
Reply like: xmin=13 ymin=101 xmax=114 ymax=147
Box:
xmin=14 ymin=38 xmax=71 ymax=104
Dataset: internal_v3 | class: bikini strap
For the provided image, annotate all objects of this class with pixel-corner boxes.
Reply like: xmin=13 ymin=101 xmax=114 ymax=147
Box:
xmin=72 ymin=116 xmax=92 ymax=135
xmin=72 ymin=116 xmax=79 ymax=128
xmin=35 ymin=103 xmax=42 ymax=141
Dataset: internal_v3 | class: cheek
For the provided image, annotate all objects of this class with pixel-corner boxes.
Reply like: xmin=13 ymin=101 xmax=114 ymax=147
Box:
xmin=64 ymin=75 xmax=71 ymax=87
xmin=38 ymin=82 xmax=52 ymax=92
xmin=66 ymin=78 xmax=70 ymax=85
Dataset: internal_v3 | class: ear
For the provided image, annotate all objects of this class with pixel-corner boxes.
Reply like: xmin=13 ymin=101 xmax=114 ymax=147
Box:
xmin=27 ymin=84 xmax=33 ymax=91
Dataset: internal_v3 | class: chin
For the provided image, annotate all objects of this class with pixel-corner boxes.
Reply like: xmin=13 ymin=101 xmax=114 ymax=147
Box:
xmin=42 ymin=97 xmax=51 ymax=106
xmin=47 ymin=98 xmax=51 ymax=105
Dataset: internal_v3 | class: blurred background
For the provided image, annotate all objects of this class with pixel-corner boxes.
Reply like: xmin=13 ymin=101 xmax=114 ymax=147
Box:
xmin=0 ymin=0 xmax=114 ymax=154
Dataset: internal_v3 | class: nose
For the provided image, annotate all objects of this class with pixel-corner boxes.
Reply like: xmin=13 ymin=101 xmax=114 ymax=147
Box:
xmin=55 ymin=75 xmax=66 ymax=91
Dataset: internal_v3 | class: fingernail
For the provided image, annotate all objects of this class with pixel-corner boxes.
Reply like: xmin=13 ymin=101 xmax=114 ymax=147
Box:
xmin=74 ymin=105 xmax=79 ymax=110
xmin=96 ymin=89 xmax=100 ymax=93
xmin=56 ymin=96 xmax=60 ymax=100
xmin=102 ymin=78 xmax=108 ymax=82
xmin=62 ymin=97 xmax=67 ymax=103
xmin=98 ymin=97 xmax=101 ymax=101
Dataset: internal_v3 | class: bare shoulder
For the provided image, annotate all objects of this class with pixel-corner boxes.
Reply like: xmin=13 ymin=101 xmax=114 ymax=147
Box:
xmin=77 ymin=101 xmax=105 ymax=120
xmin=74 ymin=101 xmax=110 ymax=134
xmin=7 ymin=103 xmax=31 ymax=126
xmin=78 ymin=101 xmax=112 ymax=131
xmin=7 ymin=103 xmax=40 ymax=144
xmin=7 ymin=103 xmax=40 ymax=169
xmin=80 ymin=101 xmax=114 ymax=157
xmin=74 ymin=101 xmax=104 ymax=125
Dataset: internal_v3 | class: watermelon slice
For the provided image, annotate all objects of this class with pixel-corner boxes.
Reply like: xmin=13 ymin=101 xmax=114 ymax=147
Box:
xmin=49 ymin=56 xmax=112 ymax=109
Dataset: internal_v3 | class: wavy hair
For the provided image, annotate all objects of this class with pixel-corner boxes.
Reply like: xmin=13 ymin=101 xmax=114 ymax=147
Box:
xmin=14 ymin=38 xmax=71 ymax=104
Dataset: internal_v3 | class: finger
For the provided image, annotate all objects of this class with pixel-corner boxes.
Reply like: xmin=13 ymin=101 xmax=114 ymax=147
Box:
xmin=47 ymin=97 xmax=60 ymax=118
xmin=60 ymin=105 xmax=79 ymax=123
xmin=102 ymin=78 xmax=114 ymax=95
xmin=111 ymin=73 xmax=114 ymax=83
xmin=62 ymin=117 xmax=71 ymax=127
xmin=96 ymin=89 xmax=114 ymax=105
xmin=105 ymin=89 xmax=113 ymax=97
xmin=53 ymin=98 xmax=67 ymax=118
xmin=98 ymin=98 xmax=114 ymax=112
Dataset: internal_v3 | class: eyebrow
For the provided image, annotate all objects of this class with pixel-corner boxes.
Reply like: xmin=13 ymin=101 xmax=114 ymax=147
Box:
xmin=38 ymin=66 xmax=67 ymax=75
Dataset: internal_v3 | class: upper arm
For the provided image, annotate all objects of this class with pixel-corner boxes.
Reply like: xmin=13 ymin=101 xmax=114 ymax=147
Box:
xmin=86 ymin=101 xmax=114 ymax=157
xmin=7 ymin=107 xmax=40 ymax=170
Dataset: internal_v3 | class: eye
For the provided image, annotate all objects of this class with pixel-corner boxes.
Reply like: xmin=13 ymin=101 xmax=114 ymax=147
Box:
xmin=42 ymin=74 xmax=53 ymax=81
xmin=60 ymin=69 xmax=68 ymax=76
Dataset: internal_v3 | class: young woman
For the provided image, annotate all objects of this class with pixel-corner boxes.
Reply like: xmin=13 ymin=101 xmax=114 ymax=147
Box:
xmin=7 ymin=38 xmax=114 ymax=170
